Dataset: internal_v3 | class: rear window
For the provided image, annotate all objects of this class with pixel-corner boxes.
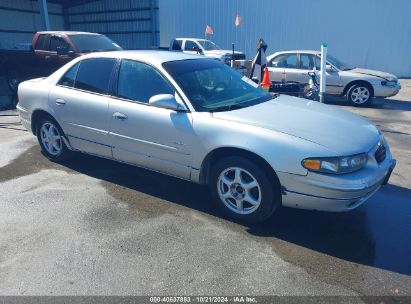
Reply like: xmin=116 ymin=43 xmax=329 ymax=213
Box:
xmin=74 ymin=58 xmax=116 ymax=94
xmin=172 ymin=40 xmax=182 ymax=51
xmin=35 ymin=34 xmax=51 ymax=51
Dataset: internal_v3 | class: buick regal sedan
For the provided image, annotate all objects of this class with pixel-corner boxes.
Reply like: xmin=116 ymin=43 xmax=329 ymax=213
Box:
xmin=267 ymin=51 xmax=401 ymax=106
xmin=17 ymin=51 xmax=396 ymax=223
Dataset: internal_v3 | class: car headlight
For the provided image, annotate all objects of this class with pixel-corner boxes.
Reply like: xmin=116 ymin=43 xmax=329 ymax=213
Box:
xmin=381 ymin=80 xmax=397 ymax=87
xmin=302 ymin=153 xmax=368 ymax=174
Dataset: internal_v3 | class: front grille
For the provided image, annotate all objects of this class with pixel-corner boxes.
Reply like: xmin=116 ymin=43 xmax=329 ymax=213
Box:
xmin=375 ymin=143 xmax=386 ymax=164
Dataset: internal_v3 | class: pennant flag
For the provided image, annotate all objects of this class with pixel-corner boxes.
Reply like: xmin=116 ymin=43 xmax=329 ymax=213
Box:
xmin=250 ymin=41 xmax=268 ymax=83
xmin=235 ymin=14 xmax=243 ymax=27
xmin=205 ymin=25 xmax=214 ymax=35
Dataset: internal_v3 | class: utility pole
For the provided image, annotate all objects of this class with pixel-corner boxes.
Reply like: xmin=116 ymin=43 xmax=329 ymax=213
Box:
xmin=38 ymin=0 xmax=50 ymax=31
xmin=320 ymin=43 xmax=327 ymax=103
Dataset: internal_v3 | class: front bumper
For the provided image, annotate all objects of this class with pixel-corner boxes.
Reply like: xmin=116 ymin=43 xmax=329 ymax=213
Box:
xmin=373 ymin=82 xmax=401 ymax=98
xmin=278 ymin=141 xmax=396 ymax=212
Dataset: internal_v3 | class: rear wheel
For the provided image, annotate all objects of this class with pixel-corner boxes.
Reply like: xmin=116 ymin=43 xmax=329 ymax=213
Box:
xmin=36 ymin=117 xmax=71 ymax=162
xmin=346 ymin=84 xmax=372 ymax=106
xmin=210 ymin=156 xmax=281 ymax=223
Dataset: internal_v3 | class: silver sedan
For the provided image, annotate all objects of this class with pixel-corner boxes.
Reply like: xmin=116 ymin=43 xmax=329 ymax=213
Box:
xmin=17 ymin=51 xmax=396 ymax=223
xmin=267 ymin=51 xmax=401 ymax=106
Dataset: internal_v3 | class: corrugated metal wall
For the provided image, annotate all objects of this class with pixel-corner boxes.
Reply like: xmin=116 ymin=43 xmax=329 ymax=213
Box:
xmin=0 ymin=0 xmax=64 ymax=49
xmin=67 ymin=0 xmax=159 ymax=50
xmin=159 ymin=0 xmax=411 ymax=77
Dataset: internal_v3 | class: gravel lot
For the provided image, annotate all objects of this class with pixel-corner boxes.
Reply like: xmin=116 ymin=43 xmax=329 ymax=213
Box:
xmin=0 ymin=80 xmax=410 ymax=297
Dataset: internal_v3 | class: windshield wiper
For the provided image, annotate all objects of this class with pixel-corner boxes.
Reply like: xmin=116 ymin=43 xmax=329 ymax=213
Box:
xmin=211 ymin=104 xmax=246 ymax=112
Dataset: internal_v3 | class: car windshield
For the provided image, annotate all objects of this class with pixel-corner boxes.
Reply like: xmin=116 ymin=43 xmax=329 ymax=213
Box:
xmin=198 ymin=40 xmax=221 ymax=51
xmin=326 ymin=54 xmax=353 ymax=71
xmin=69 ymin=34 xmax=123 ymax=52
xmin=163 ymin=59 xmax=272 ymax=112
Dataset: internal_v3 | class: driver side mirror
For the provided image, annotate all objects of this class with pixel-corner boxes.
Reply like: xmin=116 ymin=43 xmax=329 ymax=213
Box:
xmin=149 ymin=94 xmax=186 ymax=111
xmin=57 ymin=46 xmax=74 ymax=57
xmin=193 ymin=46 xmax=203 ymax=55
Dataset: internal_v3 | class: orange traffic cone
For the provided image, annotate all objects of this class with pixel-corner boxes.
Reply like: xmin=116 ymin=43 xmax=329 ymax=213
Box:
xmin=261 ymin=67 xmax=271 ymax=92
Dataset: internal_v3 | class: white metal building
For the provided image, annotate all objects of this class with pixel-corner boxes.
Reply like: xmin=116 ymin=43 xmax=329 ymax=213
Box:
xmin=159 ymin=0 xmax=411 ymax=77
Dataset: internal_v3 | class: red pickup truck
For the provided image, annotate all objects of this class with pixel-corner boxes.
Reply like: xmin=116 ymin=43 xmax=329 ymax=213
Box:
xmin=0 ymin=31 xmax=122 ymax=92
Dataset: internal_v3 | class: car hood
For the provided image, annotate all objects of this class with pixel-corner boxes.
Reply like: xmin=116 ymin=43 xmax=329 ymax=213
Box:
xmin=212 ymin=95 xmax=380 ymax=155
xmin=350 ymin=68 xmax=397 ymax=81
xmin=204 ymin=50 xmax=244 ymax=56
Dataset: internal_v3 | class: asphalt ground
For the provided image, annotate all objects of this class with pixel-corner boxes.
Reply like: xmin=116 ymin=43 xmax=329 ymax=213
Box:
xmin=0 ymin=80 xmax=410 ymax=297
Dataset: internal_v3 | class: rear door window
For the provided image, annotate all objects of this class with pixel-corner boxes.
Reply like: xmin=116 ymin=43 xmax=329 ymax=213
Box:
xmin=270 ymin=53 xmax=298 ymax=68
xmin=74 ymin=58 xmax=116 ymax=94
xmin=172 ymin=40 xmax=183 ymax=51
xmin=35 ymin=34 xmax=51 ymax=51
xmin=58 ymin=62 xmax=80 ymax=87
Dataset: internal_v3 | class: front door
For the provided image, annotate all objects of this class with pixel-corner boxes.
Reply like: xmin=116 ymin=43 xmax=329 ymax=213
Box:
xmin=313 ymin=55 xmax=343 ymax=94
xmin=49 ymin=58 xmax=116 ymax=157
xmin=108 ymin=59 xmax=195 ymax=180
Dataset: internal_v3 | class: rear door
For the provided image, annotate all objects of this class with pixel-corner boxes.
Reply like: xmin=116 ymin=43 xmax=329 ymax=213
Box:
xmin=267 ymin=53 xmax=300 ymax=83
xmin=108 ymin=59 xmax=195 ymax=179
xmin=49 ymin=58 xmax=116 ymax=157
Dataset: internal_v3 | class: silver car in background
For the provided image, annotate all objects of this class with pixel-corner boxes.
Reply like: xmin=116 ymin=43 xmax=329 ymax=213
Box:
xmin=17 ymin=51 xmax=396 ymax=223
xmin=267 ymin=51 xmax=401 ymax=106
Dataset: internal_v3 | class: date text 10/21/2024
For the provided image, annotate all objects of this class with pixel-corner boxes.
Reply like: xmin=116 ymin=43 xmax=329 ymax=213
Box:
xmin=149 ymin=296 xmax=257 ymax=303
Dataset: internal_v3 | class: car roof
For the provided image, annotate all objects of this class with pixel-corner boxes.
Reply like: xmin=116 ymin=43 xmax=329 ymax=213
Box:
xmin=37 ymin=31 xmax=101 ymax=36
xmin=175 ymin=38 xmax=210 ymax=41
xmin=81 ymin=50 xmax=207 ymax=65
xmin=268 ymin=50 xmax=321 ymax=58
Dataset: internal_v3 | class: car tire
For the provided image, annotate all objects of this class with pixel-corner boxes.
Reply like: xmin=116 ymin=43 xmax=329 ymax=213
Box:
xmin=36 ymin=117 xmax=71 ymax=162
xmin=209 ymin=156 xmax=281 ymax=223
xmin=346 ymin=84 xmax=373 ymax=107
xmin=6 ymin=70 xmax=22 ymax=93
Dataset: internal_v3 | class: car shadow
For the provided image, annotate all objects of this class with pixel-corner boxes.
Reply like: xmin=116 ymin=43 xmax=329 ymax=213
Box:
xmin=55 ymin=151 xmax=411 ymax=278
xmin=325 ymin=96 xmax=411 ymax=111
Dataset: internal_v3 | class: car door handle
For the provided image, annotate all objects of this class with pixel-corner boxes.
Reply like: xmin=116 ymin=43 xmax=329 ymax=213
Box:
xmin=55 ymin=98 xmax=66 ymax=105
xmin=113 ymin=112 xmax=127 ymax=121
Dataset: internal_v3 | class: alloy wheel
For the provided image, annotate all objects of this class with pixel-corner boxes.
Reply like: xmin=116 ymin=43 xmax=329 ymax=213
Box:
xmin=40 ymin=122 xmax=63 ymax=156
xmin=217 ymin=167 xmax=261 ymax=215
xmin=350 ymin=86 xmax=370 ymax=104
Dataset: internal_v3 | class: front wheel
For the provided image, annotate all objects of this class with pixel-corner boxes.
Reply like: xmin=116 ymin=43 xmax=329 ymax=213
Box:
xmin=347 ymin=84 xmax=372 ymax=106
xmin=36 ymin=118 xmax=71 ymax=162
xmin=210 ymin=156 xmax=281 ymax=223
